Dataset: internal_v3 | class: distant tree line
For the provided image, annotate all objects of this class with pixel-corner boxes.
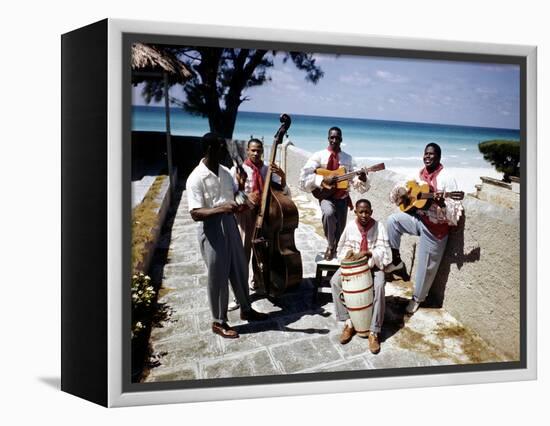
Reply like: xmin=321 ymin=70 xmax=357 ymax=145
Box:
xmin=478 ymin=140 xmax=520 ymax=182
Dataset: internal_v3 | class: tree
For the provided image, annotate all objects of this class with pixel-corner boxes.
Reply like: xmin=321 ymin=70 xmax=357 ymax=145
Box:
xmin=478 ymin=140 xmax=520 ymax=182
xmin=141 ymin=46 xmax=324 ymax=138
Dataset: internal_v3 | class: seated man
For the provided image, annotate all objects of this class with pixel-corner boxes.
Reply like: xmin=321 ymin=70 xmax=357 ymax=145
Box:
xmin=385 ymin=142 xmax=463 ymax=315
xmin=329 ymin=199 xmax=392 ymax=354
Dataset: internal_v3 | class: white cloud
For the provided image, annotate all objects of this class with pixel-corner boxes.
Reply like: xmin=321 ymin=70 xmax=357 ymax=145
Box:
xmin=375 ymin=70 xmax=409 ymax=83
xmin=475 ymin=87 xmax=498 ymax=95
xmin=339 ymin=71 xmax=372 ymax=87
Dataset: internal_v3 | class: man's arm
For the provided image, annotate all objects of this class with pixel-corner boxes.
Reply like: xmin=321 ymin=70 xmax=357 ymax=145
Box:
xmin=299 ymin=152 xmax=324 ymax=192
xmin=190 ymin=202 xmax=239 ymax=222
xmin=349 ymin=156 xmax=370 ymax=193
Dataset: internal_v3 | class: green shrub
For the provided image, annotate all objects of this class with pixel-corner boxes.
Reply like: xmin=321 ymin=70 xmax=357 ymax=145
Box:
xmin=478 ymin=140 xmax=520 ymax=182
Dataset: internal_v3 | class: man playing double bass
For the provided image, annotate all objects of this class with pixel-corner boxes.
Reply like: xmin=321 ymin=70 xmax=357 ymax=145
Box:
xmin=231 ymin=139 xmax=289 ymax=289
xmin=299 ymin=127 xmax=369 ymax=260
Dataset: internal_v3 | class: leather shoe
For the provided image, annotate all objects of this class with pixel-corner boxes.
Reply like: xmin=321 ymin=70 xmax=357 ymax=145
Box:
xmin=339 ymin=324 xmax=356 ymax=344
xmin=240 ymin=308 xmax=268 ymax=322
xmin=212 ymin=322 xmax=239 ymax=339
xmin=368 ymin=332 xmax=381 ymax=354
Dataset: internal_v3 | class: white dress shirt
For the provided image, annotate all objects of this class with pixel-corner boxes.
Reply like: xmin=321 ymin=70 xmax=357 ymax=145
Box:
xmin=299 ymin=148 xmax=370 ymax=196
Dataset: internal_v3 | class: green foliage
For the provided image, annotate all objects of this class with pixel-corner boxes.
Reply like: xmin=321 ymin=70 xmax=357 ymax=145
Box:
xmin=478 ymin=140 xmax=520 ymax=182
xmin=131 ymin=272 xmax=156 ymax=339
xmin=140 ymin=46 xmax=324 ymax=138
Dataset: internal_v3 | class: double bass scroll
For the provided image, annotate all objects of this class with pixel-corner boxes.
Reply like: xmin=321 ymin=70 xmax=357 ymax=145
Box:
xmin=252 ymin=114 xmax=303 ymax=297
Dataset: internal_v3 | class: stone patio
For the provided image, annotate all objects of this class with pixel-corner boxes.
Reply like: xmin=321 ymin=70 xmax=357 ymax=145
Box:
xmin=142 ymin=184 xmax=507 ymax=383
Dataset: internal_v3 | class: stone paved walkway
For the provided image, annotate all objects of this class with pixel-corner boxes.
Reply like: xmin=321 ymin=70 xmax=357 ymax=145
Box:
xmin=143 ymin=184 xmax=506 ymax=382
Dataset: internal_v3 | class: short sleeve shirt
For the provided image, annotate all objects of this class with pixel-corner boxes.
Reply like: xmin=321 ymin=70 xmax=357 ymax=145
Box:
xmin=186 ymin=159 xmax=236 ymax=211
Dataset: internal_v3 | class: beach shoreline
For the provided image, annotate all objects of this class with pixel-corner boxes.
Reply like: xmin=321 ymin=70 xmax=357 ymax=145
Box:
xmin=383 ymin=166 xmax=502 ymax=194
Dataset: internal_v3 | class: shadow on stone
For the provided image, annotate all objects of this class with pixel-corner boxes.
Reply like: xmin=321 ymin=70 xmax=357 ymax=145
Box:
xmin=426 ymin=213 xmax=480 ymax=308
xmin=240 ymin=279 xmax=332 ymax=336
xmin=379 ymin=295 xmax=409 ymax=343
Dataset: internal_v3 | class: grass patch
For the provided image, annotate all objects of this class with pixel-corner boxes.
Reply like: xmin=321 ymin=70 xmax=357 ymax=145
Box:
xmin=395 ymin=327 xmax=449 ymax=359
xmin=434 ymin=323 xmax=503 ymax=364
xmin=395 ymin=321 xmax=505 ymax=364
xmin=132 ymin=175 xmax=167 ymax=271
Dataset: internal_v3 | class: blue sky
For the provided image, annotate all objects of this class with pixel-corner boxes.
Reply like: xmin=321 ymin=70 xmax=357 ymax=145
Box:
xmin=133 ymin=53 xmax=520 ymax=130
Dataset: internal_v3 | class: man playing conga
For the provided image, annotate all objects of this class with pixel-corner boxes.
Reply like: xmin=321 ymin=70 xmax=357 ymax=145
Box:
xmin=329 ymin=199 xmax=392 ymax=354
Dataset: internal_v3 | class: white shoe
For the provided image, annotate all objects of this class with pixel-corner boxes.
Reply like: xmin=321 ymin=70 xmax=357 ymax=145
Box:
xmin=385 ymin=261 xmax=404 ymax=273
xmin=228 ymin=300 xmax=240 ymax=311
xmin=406 ymin=299 xmax=420 ymax=314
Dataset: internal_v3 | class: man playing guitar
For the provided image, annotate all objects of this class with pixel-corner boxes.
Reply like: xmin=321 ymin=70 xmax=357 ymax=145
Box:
xmin=299 ymin=127 xmax=369 ymax=260
xmin=385 ymin=143 xmax=464 ymax=314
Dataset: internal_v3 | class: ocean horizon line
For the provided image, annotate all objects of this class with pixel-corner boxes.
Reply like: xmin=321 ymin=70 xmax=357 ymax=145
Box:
xmin=132 ymin=104 xmax=521 ymax=134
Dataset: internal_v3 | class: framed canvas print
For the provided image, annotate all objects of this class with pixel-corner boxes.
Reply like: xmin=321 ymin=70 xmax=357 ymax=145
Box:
xmin=61 ymin=18 xmax=537 ymax=407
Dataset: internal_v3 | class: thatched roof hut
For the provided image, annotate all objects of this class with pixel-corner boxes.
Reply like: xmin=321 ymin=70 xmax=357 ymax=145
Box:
xmin=131 ymin=43 xmax=193 ymax=83
xmin=131 ymin=43 xmax=193 ymax=195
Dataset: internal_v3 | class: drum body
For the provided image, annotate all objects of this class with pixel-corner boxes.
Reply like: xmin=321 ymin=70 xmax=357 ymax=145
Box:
xmin=340 ymin=257 xmax=374 ymax=337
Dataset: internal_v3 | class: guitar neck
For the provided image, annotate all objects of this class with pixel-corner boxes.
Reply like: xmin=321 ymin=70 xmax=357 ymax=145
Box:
xmin=335 ymin=163 xmax=385 ymax=182
xmin=335 ymin=170 xmax=360 ymax=182
xmin=420 ymin=191 xmax=462 ymax=200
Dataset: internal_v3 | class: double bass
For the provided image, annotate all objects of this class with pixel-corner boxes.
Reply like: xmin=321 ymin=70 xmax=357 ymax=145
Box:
xmin=252 ymin=114 xmax=303 ymax=297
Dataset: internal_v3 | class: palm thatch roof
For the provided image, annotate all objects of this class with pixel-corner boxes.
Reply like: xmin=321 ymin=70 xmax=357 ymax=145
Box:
xmin=131 ymin=43 xmax=193 ymax=83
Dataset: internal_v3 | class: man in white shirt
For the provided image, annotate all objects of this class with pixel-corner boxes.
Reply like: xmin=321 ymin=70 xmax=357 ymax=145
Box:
xmin=385 ymin=143 xmax=463 ymax=315
xmin=329 ymin=199 xmax=392 ymax=354
xmin=186 ymin=132 xmax=268 ymax=339
xmin=299 ymin=127 xmax=369 ymax=260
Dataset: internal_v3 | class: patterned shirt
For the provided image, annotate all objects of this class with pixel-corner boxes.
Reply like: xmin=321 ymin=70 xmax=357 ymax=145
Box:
xmin=389 ymin=167 xmax=463 ymax=232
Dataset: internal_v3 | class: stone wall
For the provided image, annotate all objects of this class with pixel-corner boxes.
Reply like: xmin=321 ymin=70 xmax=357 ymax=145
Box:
xmin=280 ymin=143 xmax=520 ymax=360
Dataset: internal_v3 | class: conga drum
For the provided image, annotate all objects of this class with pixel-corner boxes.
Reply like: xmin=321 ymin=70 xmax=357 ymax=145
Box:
xmin=340 ymin=256 xmax=374 ymax=337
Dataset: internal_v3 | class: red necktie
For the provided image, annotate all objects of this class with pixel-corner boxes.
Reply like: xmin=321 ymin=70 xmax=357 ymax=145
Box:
xmin=356 ymin=218 xmax=375 ymax=252
xmin=327 ymin=147 xmax=339 ymax=171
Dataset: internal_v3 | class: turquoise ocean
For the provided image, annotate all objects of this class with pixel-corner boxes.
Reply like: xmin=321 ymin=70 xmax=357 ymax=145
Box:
xmin=133 ymin=106 xmax=520 ymax=190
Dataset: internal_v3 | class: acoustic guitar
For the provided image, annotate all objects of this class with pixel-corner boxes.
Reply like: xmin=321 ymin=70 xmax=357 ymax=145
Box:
xmin=399 ymin=180 xmax=464 ymax=213
xmin=312 ymin=163 xmax=385 ymax=200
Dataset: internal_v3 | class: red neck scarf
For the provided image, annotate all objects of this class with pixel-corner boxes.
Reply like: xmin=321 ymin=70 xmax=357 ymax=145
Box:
xmin=244 ymin=158 xmax=264 ymax=194
xmin=327 ymin=146 xmax=340 ymax=171
xmin=356 ymin=218 xmax=375 ymax=252
xmin=420 ymin=163 xmax=444 ymax=191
